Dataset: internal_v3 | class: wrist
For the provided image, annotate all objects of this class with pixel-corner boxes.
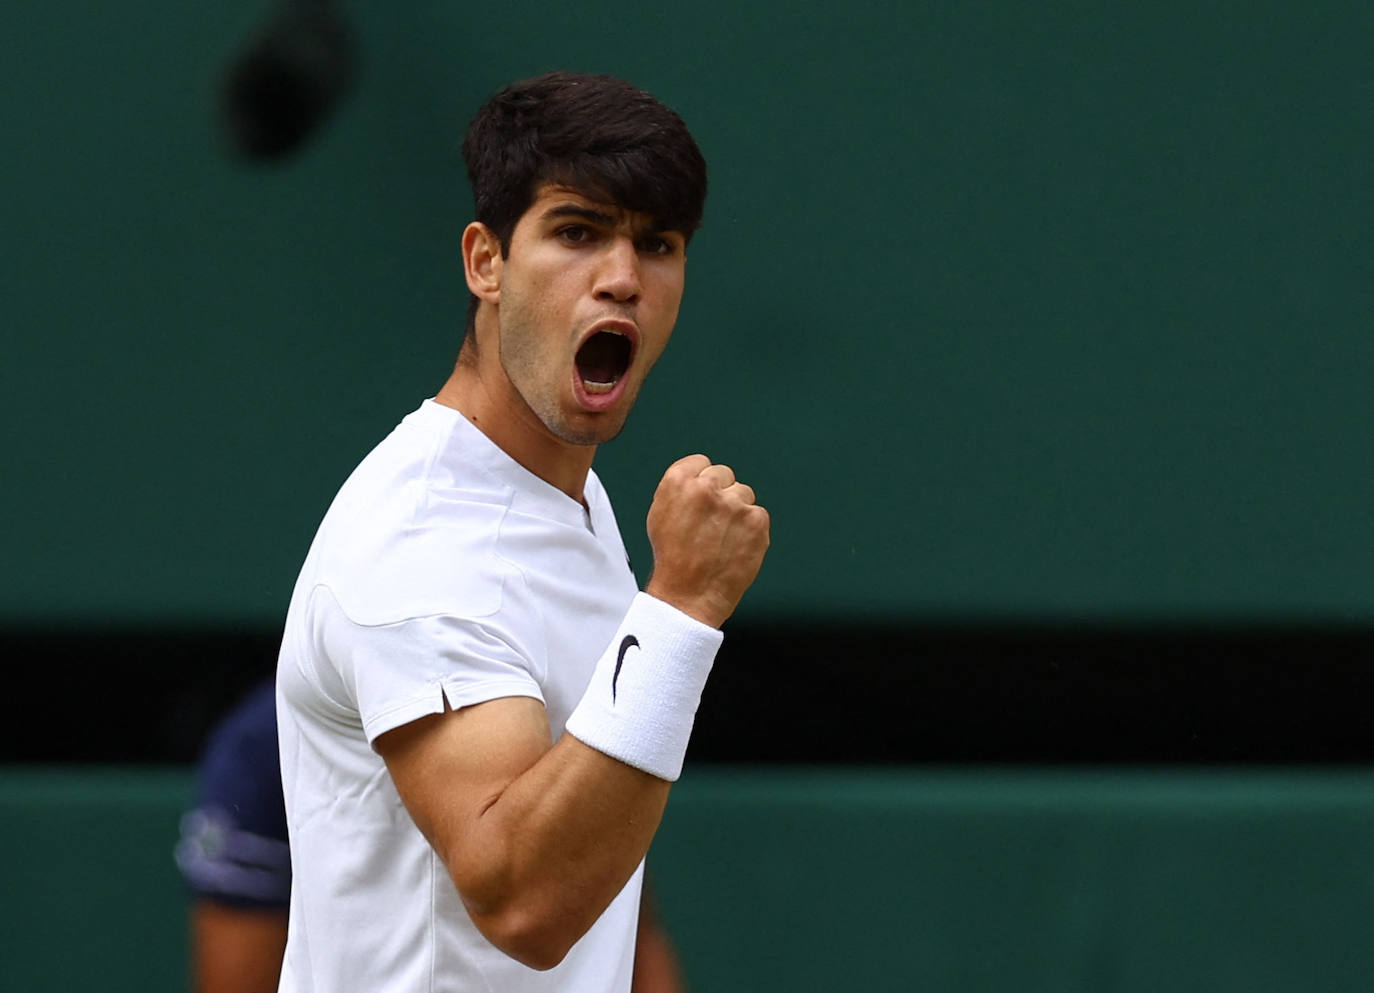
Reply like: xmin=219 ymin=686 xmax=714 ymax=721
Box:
xmin=564 ymin=593 xmax=723 ymax=781
xmin=641 ymin=582 xmax=730 ymax=630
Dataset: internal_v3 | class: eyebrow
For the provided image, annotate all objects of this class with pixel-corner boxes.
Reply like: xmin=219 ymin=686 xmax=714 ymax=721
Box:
xmin=543 ymin=204 xmax=618 ymax=227
xmin=542 ymin=203 xmax=678 ymax=238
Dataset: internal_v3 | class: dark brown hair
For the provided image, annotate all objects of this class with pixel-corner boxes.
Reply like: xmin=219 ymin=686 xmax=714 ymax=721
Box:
xmin=461 ymin=71 xmax=708 ymax=333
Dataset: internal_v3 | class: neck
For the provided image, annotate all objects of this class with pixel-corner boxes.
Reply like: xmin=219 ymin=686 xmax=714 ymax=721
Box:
xmin=434 ymin=349 xmax=596 ymax=504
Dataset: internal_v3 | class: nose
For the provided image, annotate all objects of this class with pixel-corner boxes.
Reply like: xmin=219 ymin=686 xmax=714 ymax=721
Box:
xmin=593 ymin=236 xmax=642 ymax=305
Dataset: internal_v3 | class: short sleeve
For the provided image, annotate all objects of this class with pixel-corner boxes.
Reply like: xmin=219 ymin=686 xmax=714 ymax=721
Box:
xmin=312 ymin=584 xmax=546 ymax=745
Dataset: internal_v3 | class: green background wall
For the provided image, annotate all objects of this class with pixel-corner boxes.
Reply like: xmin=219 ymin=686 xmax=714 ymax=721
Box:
xmin=4 ymin=1 xmax=1370 ymax=628
xmin=6 ymin=766 xmax=1374 ymax=992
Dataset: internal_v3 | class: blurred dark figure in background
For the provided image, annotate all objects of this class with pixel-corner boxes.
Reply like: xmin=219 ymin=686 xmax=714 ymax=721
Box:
xmin=175 ymin=681 xmax=290 ymax=993
xmin=174 ymin=681 xmax=687 ymax=991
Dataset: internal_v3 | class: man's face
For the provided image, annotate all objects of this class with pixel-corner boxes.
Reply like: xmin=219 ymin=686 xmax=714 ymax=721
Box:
xmin=493 ymin=184 xmax=687 ymax=447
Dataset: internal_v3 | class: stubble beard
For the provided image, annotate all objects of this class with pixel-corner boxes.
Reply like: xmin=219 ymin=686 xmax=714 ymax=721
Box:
xmin=498 ymin=317 xmax=631 ymax=448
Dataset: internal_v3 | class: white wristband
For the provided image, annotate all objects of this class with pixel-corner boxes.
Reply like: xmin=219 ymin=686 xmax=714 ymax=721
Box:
xmin=564 ymin=593 xmax=723 ymax=781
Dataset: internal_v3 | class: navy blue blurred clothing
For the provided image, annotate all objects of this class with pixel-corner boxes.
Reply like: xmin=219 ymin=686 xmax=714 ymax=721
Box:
xmin=175 ymin=680 xmax=291 ymax=908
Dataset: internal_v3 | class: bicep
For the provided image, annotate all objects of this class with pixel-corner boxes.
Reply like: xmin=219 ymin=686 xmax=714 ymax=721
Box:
xmin=375 ymin=695 xmax=553 ymax=870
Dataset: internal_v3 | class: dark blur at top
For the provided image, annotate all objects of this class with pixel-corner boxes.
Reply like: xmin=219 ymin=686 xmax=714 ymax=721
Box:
xmin=220 ymin=0 xmax=359 ymax=161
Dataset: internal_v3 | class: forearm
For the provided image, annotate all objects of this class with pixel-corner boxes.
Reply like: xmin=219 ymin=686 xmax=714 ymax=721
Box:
xmin=191 ymin=901 xmax=288 ymax=993
xmin=452 ymin=732 xmax=671 ymax=966
xmin=634 ymin=878 xmax=688 ymax=993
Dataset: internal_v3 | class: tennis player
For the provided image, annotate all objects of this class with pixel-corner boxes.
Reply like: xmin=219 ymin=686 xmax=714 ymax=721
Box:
xmin=275 ymin=71 xmax=769 ymax=992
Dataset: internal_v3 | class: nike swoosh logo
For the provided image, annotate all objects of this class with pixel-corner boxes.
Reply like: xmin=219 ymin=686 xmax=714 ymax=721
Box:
xmin=612 ymin=635 xmax=639 ymax=704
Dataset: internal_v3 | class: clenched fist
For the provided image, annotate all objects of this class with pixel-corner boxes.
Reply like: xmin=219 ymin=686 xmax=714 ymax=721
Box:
xmin=643 ymin=454 xmax=770 ymax=629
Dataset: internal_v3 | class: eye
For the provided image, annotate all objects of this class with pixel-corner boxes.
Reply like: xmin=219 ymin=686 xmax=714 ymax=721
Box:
xmin=640 ymin=234 xmax=680 ymax=257
xmin=557 ymin=224 xmax=596 ymax=245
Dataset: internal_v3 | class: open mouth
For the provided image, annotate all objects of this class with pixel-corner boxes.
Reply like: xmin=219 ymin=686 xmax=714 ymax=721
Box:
xmin=575 ymin=330 xmax=633 ymax=394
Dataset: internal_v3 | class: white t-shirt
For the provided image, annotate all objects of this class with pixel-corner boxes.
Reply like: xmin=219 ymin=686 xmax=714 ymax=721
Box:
xmin=276 ymin=399 xmax=643 ymax=993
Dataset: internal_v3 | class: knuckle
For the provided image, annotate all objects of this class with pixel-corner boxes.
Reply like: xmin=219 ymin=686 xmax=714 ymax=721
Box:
xmin=669 ymin=454 xmax=708 ymax=478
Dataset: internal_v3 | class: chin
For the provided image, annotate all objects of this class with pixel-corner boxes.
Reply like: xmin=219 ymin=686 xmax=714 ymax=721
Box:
xmin=553 ymin=409 xmax=631 ymax=447
xmin=560 ymin=421 xmax=626 ymax=447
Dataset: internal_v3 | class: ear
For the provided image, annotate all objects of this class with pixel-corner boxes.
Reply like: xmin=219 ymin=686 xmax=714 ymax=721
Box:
xmin=462 ymin=222 xmax=503 ymax=304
